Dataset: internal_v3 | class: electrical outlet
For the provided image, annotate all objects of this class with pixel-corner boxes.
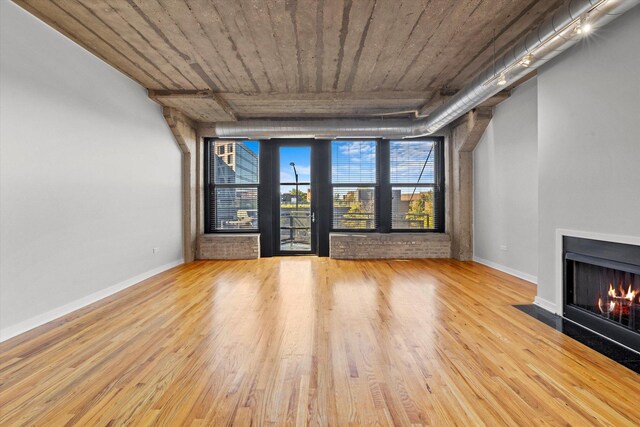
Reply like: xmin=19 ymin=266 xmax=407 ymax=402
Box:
xmin=153 ymin=247 xmax=160 ymax=254
xmin=500 ymin=245 xmax=508 ymax=251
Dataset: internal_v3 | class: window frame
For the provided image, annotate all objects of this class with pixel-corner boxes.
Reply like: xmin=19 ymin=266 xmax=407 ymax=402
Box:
xmin=329 ymin=139 xmax=380 ymax=233
xmin=329 ymin=138 xmax=444 ymax=233
xmin=205 ymin=139 xmax=261 ymax=233
xmin=204 ymin=137 xmax=445 ymax=236
xmin=387 ymin=139 xmax=445 ymax=233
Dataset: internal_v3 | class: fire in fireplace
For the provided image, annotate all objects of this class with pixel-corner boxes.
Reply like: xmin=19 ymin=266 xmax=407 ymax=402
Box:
xmin=564 ymin=236 xmax=640 ymax=352
xmin=598 ymin=284 xmax=639 ymax=326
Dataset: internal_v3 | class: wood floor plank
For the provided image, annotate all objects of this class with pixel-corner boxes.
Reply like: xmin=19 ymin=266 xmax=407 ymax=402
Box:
xmin=0 ymin=258 xmax=638 ymax=426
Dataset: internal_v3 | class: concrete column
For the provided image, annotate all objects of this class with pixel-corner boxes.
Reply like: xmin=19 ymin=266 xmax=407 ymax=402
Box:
xmin=163 ymin=107 xmax=198 ymax=262
xmin=449 ymin=108 xmax=492 ymax=260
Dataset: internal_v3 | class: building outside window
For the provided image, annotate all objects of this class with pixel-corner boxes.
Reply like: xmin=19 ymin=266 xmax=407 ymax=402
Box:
xmin=209 ymin=140 xmax=259 ymax=231
xmin=390 ymin=140 xmax=438 ymax=230
xmin=205 ymin=138 xmax=444 ymax=235
xmin=331 ymin=140 xmax=377 ymax=230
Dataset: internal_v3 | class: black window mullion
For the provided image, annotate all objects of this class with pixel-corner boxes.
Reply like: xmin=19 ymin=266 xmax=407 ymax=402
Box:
xmin=435 ymin=139 xmax=445 ymax=232
xmin=378 ymin=139 xmax=390 ymax=233
xmin=259 ymin=141 xmax=272 ymax=255
xmin=392 ymin=183 xmax=436 ymax=187
xmin=204 ymin=138 xmax=212 ymax=233
xmin=313 ymin=140 xmax=331 ymax=256
xmin=214 ymin=184 xmax=260 ymax=189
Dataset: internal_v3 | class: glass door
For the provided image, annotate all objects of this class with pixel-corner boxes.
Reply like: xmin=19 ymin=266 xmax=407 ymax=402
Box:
xmin=277 ymin=145 xmax=315 ymax=254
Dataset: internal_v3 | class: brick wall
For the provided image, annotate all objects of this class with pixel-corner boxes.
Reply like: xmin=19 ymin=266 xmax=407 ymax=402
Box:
xmin=198 ymin=234 xmax=260 ymax=259
xmin=330 ymin=233 xmax=451 ymax=259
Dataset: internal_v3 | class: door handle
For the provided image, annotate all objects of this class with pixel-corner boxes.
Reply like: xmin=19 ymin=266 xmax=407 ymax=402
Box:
xmin=312 ymin=212 xmax=315 ymax=223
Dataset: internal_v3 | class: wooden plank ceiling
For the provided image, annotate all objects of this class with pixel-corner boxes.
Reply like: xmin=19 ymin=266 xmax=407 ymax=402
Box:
xmin=16 ymin=0 xmax=569 ymax=123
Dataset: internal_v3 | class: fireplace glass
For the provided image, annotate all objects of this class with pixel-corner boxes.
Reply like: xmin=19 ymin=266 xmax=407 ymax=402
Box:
xmin=569 ymin=259 xmax=640 ymax=334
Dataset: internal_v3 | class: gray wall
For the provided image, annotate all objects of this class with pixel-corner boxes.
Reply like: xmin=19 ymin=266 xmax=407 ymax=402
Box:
xmin=473 ymin=78 xmax=538 ymax=282
xmin=0 ymin=2 xmax=183 ymax=338
xmin=536 ymin=5 xmax=640 ymax=309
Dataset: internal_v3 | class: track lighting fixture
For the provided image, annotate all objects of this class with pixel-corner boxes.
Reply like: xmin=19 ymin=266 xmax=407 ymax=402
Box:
xmin=521 ymin=54 xmax=534 ymax=67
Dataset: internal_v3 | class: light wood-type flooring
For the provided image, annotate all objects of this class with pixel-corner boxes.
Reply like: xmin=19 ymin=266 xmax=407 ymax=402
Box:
xmin=1 ymin=258 xmax=638 ymax=426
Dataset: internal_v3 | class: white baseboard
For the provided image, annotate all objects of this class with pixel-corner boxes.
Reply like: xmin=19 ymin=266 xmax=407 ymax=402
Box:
xmin=533 ymin=296 xmax=558 ymax=314
xmin=472 ymin=256 xmax=537 ymax=284
xmin=0 ymin=259 xmax=184 ymax=342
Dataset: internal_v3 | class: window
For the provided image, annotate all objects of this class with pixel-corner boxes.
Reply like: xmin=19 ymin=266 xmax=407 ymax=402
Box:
xmin=204 ymin=138 xmax=444 ymax=238
xmin=331 ymin=140 xmax=377 ymax=230
xmin=207 ymin=140 xmax=259 ymax=231
xmin=389 ymin=140 xmax=441 ymax=230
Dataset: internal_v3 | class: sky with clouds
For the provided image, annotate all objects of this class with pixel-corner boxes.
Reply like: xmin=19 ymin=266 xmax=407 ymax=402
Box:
xmin=332 ymin=140 xmax=377 ymax=183
xmin=224 ymin=140 xmax=435 ymax=194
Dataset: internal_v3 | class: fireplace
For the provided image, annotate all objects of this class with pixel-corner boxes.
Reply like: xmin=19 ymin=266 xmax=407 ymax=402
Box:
xmin=563 ymin=236 xmax=640 ymax=352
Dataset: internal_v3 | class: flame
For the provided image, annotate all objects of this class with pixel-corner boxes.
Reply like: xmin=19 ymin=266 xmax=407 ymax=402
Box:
xmin=606 ymin=283 xmax=638 ymax=301
xmin=625 ymin=284 xmax=637 ymax=301
xmin=596 ymin=282 xmax=638 ymax=318
xmin=597 ymin=297 xmax=616 ymax=314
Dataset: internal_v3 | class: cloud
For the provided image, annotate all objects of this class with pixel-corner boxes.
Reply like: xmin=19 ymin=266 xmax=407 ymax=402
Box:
xmin=281 ymin=164 xmax=311 ymax=183
xmin=390 ymin=141 xmax=435 ymax=183
xmin=332 ymin=141 xmax=377 ymax=183
xmin=280 ymin=170 xmax=296 ymax=183
xmin=295 ymin=165 xmax=311 ymax=178
xmin=276 ymin=141 xmax=437 ymax=185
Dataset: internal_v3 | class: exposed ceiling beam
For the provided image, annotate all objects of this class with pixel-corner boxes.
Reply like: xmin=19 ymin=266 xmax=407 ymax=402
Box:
xmin=451 ymin=108 xmax=493 ymax=152
xmin=477 ymin=91 xmax=510 ymax=108
xmin=418 ymin=88 xmax=512 ymax=117
xmin=418 ymin=69 xmax=537 ymax=117
xmin=417 ymin=88 xmax=459 ymax=117
xmin=149 ymin=89 xmax=237 ymax=121
xmin=505 ymin=70 xmax=538 ymax=91
xmin=149 ymin=89 xmax=216 ymax=99
xmin=14 ymin=0 xmax=574 ymax=121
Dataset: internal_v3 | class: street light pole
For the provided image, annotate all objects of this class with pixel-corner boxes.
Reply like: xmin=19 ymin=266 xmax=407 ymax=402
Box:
xmin=290 ymin=162 xmax=299 ymax=212
xmin=289 ymin=162 xmax=298 ymax=246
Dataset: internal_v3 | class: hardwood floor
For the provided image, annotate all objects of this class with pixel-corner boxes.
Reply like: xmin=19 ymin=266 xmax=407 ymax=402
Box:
xmin=0 ymin=258 xmax=638 ymax=426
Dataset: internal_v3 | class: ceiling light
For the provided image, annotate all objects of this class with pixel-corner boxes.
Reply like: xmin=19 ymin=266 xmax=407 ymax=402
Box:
xmin=574 ymin=15 xmax=593 ymax=36
xmin=521 ymin=54 xmax=534 ymax=67
xmin=496 ymin=74 xmax=508 ymax=86
xmin=575 ymin=18 xmax=583 ymax=34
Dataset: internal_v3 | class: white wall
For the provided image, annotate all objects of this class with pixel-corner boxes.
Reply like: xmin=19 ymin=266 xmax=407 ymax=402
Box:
xmin=536 ymin=5 xmax=640 ymax=310
xmin=0 ymin=2 xmax=183 ymax=339
xmin=473 ymin=78 xmax=538 ymax=283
